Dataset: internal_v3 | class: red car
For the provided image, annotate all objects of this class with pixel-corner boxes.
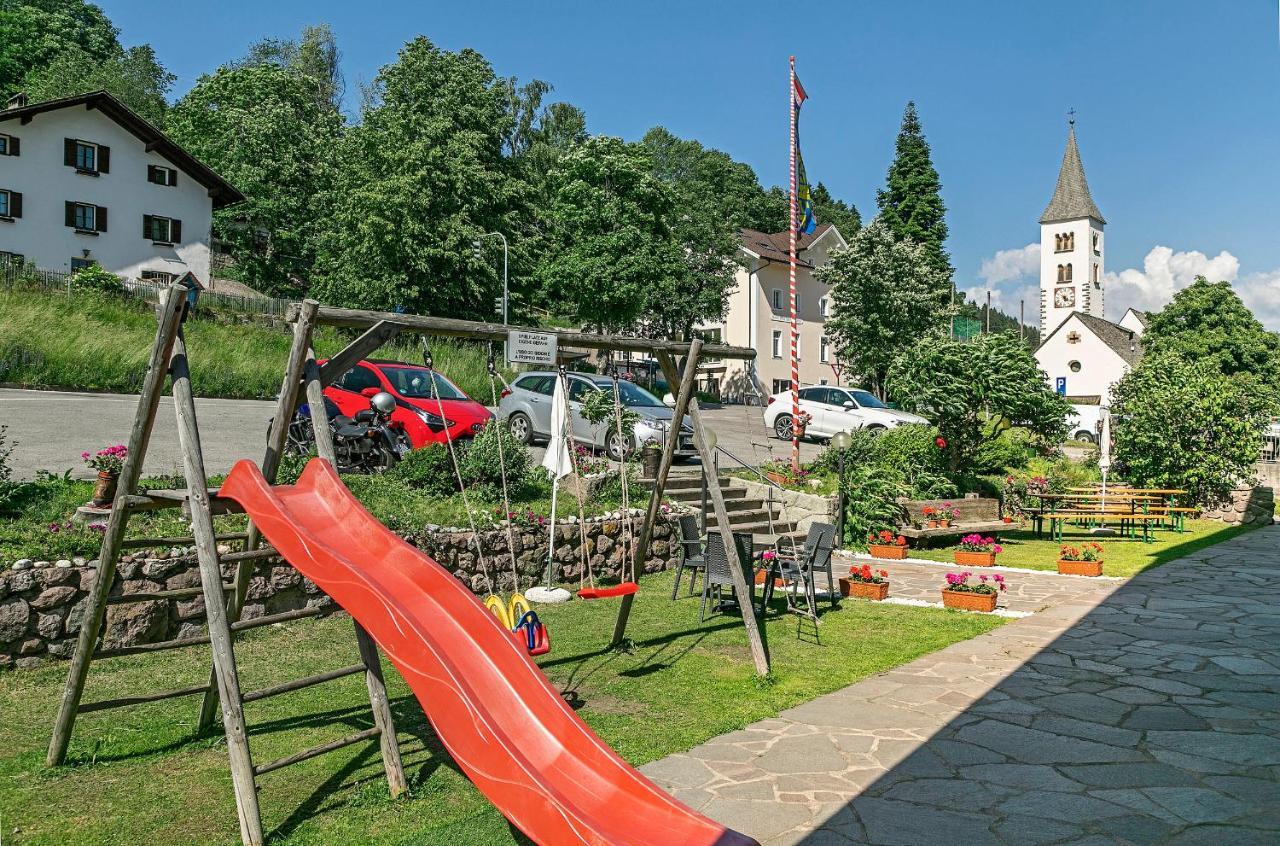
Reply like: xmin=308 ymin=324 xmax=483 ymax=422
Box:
xmin=323 ymin=359 xmax=493 ymax=449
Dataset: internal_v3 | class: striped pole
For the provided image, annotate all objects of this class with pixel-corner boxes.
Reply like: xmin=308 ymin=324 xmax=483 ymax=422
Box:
xmin=788 ymin=56 xmax=800 ymax=473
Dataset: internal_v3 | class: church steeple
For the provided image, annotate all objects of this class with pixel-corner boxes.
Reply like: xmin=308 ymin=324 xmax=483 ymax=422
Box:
xmin=1040 ymin=123 xmax=1105 ymax=225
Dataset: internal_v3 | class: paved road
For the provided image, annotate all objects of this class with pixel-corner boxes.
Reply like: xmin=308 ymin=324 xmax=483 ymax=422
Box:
xmin=0 ymin=388 xmax=823 ymax=480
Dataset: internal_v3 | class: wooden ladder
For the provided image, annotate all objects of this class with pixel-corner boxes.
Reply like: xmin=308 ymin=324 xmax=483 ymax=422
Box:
xmin=45 ymin=283 xmax=406 ymax=846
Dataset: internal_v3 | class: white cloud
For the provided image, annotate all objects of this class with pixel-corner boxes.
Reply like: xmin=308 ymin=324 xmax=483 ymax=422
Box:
xmin=1236 ymin=268 xmax=1280 ymax=329
xmin=979 ymin=243 xmax=1040 ymax=285
xmin=1103 ymin=246 xmax=1240 ymax=318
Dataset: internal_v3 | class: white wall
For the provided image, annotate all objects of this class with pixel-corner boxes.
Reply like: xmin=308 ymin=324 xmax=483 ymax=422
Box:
xmin=0 ymin=107 xmax=212 ymax=281
xmin=1034 ymin=314 xmax=1130 ymax=401
xmin=1039 ymin=217 xmax=1105 ymax=337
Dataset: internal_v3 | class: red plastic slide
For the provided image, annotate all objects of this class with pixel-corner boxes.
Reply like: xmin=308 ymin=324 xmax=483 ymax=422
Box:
xmin=219 ymin=459 xmax=758 ymax=846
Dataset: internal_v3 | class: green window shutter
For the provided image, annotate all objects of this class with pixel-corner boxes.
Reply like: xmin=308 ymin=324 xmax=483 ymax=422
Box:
xmin=9 ymin=192 xmax=20 ymax=218
xmin=96 ymin=206 xmax=108 ymax=232
xmin=171 ymin=219 xmax=182 ymax=243
xmin=65 ymin=202 xmax=76 ymax=227
xmin=98 ymin=145 xmax=110 ymax=173
xmin=64 ymin=138 xmax=76 ymax=167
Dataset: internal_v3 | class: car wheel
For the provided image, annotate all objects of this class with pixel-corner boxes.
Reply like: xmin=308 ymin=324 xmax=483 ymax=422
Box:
xmin=774 ymin=414 xmax=794 ymax=440
xmin=865 ymin=424 xmax=887 ymax=434
xmin=507 ymin=412 xmax=532 ymax=444
xmin=606 ymin=428 xmax=632 ymax=462
xmin=1073 ymin=430 xmax=1095 ymax=444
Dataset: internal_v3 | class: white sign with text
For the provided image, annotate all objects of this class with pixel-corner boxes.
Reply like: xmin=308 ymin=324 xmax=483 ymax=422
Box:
xmin=507 ymin=330 xmax=558 ymax=365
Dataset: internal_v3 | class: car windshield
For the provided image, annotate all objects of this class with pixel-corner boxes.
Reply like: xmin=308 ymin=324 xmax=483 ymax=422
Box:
xmin=383 ymin=367 xmax=466 ymax=400
xmin=592 ymin=378 xmax=665 ymax=408
xmin=850 ymin=389 xmax=889 ymax=409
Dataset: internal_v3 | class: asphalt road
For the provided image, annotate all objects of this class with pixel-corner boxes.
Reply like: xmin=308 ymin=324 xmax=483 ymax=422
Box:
xmin=0 ymin=388 xmax=824 ymax=480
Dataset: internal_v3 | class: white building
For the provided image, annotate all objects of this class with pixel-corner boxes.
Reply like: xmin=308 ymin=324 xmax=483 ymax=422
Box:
xmin=1039 ymin=122 xmax=1105 ymax=338
xmin=0 ymin=91 xmax=242 ymax=283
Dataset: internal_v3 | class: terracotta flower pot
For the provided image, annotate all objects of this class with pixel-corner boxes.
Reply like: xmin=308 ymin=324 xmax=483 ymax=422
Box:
xmin=91 ymin=470 xmax=119 ymax=507
xmin=1002 ymin=517 xmax=1014 ymax=524
xmin=840 ymin=579 xmax=889 ymax=600
xmin=765 ymin=471 xmax=790 ymax=486
xmin=940 ymin=519 xmax=952 ymax=528
xmin=868 ymin=544 xmax=907 ymax=560
xmin=926 ymin=520 xmax=939 ymax=528
xmin=941 ymin=589 xmax=997 ymax=612
xmin=1057 ymin=558 xmax=1104 ymax=577
xmin=754 ymin=571 xmax=785 ymax=587
xmin=954 ymin=550 xmax=996 ymax=567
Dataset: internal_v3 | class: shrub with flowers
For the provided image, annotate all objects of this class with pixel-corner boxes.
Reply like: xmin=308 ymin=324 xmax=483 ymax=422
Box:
xmin=944 ymin=571 xmax=1006 ymax=594
xmin=867 ymin=529 xmax=907 ymax=547
xmin=847 ymin=563 xmax=889 ymax=584
xmin=495 ymin=508 xmax=548 ymax=529
xmin=760 ymin=458 xmax=813 ymax=489
xmin=1002 ymin=473 xmax=1049 ymax=520
xmin=1059 ymin=542 xmax=1103 ymax=562
xmin=957 ymin=534 xmax=1002 ymax=554
xmin=82 ymin=444 xmax=128 ymax=475
xmin=573 ymin=444 xmax=609 ymax=476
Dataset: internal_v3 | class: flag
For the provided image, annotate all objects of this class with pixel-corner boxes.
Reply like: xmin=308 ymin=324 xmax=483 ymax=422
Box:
xmin=792 ymin=71 xmax=817 ymax=235
xmin=542 ymin=372 xmax=574 ymax=479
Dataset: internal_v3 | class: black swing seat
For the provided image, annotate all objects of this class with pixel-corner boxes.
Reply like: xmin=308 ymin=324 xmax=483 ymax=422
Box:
xmin=577 ymin=582 xmax=639 ymax=600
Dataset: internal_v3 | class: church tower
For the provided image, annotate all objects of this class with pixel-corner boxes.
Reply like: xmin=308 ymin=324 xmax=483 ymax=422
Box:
xmin=1039 ymin=118 xmax=1105 ymax=338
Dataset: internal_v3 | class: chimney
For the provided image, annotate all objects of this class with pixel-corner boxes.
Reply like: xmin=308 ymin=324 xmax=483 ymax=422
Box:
xmin=5 ymin=92 xmax=28 ymax=110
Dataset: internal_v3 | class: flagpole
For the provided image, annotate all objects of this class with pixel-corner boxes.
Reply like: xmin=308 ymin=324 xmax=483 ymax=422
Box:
xmin=788 ymin=55 xmax=800 ymax=474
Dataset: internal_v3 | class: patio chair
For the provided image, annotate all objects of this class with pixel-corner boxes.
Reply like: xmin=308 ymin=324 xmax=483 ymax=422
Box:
xmin=774 ymin=522 xmax=839 ymax=618
xmin=699 ymin=531 xmax=756 ymax=623
xmin=671 ymin=514 xmax=706 ymax=600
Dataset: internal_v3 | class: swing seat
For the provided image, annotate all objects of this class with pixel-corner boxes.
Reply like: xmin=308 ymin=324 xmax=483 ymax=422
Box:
xmin=576 ymin=582 xmax=639 ymax=600
xmin=512 ymin=611 xmax=551 ymax=656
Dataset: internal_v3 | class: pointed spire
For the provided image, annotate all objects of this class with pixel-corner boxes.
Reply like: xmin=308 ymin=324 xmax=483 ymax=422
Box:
xmin=1040 ymin=123 xmax=1105 ymax=225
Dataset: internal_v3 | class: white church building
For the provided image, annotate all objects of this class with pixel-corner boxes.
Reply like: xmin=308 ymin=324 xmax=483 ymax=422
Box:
xmin=1033 ymin=121 xmax=1145 ymax=441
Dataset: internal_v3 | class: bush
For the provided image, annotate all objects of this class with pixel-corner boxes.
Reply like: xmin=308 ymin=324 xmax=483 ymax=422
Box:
xmin=972 ymin=428 xmax=1039 ymax=475
xmin=814 ymin=423 xmax=954 ymax=500
xmin=0 ymin=425 xmax=18 ymax=515
xmin=840 ymin=466 xmax=908 ymax=549
xmin=69 ymin=264 xmax=125 ymax=296
xmin=389 ymin=444 xmax=461 ymax=498
xmin=460 ymin=420 xmax=531 ymax=492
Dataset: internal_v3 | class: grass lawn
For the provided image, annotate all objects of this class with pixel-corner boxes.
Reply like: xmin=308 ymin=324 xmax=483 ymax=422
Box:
xmin=0 ymin=569 xmax=1002 ymax=845
xmin=911 ymin=518 xmax=1257 ymax=578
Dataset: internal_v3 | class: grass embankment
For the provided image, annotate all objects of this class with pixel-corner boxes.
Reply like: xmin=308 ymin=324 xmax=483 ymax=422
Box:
xmin=0 ymin=289 xmax=513 ymax=401
xmin=912 ymin=519 xmax=1256 ymax=578
xmin=0 ymin=567 xmax=1002 ymax=845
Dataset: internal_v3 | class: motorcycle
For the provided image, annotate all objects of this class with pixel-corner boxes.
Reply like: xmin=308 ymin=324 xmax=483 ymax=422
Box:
xmin=282 ymin=391 xmax=411 ymax=474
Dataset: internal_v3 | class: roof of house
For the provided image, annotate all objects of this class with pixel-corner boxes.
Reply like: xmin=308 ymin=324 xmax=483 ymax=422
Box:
xmin=1122 ymin=307 xmax=1149 ymax=328
xmin=0 ymin=91 xmax=245 ymax=209
xmin=738 ymin=223 xmax=837 ymax=269
xmin=1040 ymin=125 xmax=1105 ymax=225
xmin=1039 ymin=311 xmax=1143 ymax=365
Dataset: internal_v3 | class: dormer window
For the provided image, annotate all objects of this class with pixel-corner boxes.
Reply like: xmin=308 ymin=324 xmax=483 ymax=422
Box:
xmin=148 ymin=165 xmax=177 ymax=186
xmin=64 ymin=138 xmax=110 ymax=174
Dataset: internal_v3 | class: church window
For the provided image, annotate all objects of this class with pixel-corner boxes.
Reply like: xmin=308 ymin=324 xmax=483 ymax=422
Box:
xmin=1056 ymin=232 xmax=1074 ymax=252
xmin=1069 ymin=361 xmax=1082 ymax=373
xmin=1092 ymin=263 xmax=1099 ymax=286
xmin=1057 ymin=264 xmax=1065 ymax=282
xmin=1063 ymin=263 xmax=1073 ymax=282
xmin=1092 ymin=233 xmax=1100 ymax=255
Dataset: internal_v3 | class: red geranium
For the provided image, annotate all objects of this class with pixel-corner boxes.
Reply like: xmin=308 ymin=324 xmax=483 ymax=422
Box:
xmin=935 ymin=436 xmax=947 ymax=449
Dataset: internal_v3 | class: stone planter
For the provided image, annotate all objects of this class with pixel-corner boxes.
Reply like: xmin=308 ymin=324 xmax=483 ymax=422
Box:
xmin=1057 ymin=558 xmax=1104 ymax=577
xmin=839 ymin=578 xmax=889 ymax=600
xmin=91 ymin=471 xmax=118 ymax=507
xmin=954 ymin=550 xmax=996 ymax=567
xmin=941 ymin=589 xmax=997 ymax=612
xmin=868 ymin=544 xmax=907 ymax=560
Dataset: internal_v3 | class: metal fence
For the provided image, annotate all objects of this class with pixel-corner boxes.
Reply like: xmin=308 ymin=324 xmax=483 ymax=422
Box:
xmin=0 ymin=263 xmax=294 ymax=318
xmin=1262 ymin=424 xmax=1280 ymax=464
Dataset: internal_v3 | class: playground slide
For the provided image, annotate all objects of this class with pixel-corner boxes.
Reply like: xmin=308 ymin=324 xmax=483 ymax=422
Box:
xmin=218 ymin=459 xmax=759 ymax=846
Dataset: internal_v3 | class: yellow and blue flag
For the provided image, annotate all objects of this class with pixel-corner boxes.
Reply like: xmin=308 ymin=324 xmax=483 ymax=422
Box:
xmin=793 ymin=74 xmax=816 ymax=235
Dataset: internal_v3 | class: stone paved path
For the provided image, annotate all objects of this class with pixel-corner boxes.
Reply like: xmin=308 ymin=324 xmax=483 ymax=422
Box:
xmin=641 ymin=526 xmax=1280 ymax=845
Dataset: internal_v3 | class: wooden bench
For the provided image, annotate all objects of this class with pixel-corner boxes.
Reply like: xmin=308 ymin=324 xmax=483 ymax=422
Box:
xmin=1037 ymin=510 xmax=1165 ymax=543
xmin=897 ymin=497 xmax=1007 ymax=542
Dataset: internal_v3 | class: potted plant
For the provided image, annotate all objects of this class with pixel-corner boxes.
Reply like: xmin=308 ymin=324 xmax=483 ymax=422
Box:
xmin=938 ymin=502 xmax=959 ymax=528
xmin=1057 ymin=542 xmax=1104 ymax=577
xmin=867 ymin=530 xmax=908 ymax=560
xmin=922 ymin=505 xmax=938 ymax=528
xmin=840 ymin=563 xmax=890 ymax=600
xmin=639 ymin=438 xmax=662 ymax=479
xmin=793 ymin=411 xmax=812 ymax=438
xmin=941 ymin=571 xmax=1006 ymax=612
xmin=753 ymin=549 xmax=784 ymax=587
xmin=83 ymin=444 xmax=128 ymax=507
xmin=954 ymin=534 xmax=1002 ymax=567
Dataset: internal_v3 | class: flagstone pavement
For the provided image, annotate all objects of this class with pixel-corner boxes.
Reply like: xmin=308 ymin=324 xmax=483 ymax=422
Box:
xmin=640 ymin=525 xmax=1280 ymax=845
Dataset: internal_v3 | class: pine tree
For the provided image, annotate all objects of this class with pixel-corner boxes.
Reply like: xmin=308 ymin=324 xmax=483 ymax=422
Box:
xmin=876 ymin=102 xmax=952 ymax=280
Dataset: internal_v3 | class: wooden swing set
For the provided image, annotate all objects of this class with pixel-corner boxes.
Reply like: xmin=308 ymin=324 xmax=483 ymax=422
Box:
xmin=45 ymin=288 xmax=768 ymax=846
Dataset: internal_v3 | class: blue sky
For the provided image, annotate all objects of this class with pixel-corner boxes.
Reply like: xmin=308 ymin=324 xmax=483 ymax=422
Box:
xmin=106 ymin=0 xmax=1280 ymax=326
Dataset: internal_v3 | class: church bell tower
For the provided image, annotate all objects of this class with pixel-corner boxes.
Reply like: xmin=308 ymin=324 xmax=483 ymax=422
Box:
xmin=1040 ymin=116 xmax=1105 ymax=338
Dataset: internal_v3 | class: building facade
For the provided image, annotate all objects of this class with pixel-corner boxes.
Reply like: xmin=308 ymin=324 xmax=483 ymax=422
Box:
xmin=0 ymin=91 xmax=242 ymax=283
xmin=699 ymin=224 xmax=847 ymax=403
xmin=1039 ymin=123 xmax=1105 ymax=338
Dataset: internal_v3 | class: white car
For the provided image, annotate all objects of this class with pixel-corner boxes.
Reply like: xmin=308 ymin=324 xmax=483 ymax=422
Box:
xmin=763 ymin=385 xmax=929 ymax=440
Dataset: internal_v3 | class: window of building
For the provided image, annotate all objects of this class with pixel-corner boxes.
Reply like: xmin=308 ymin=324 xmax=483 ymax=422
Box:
xmin=65 ymin=202 xmax=106 ymax=233
xmin=1068 ymin=360 xmax=1082 ymax=373
xmin=140 ymin=270 xmax=176 ymax=284
xmin=1058 ymin=263 xmax=1073 ymax=283
xmin=772 ymin=289 xmax=782 ymax=310
xmin=795 ymin=292 xmax=802 ymax=313
xmin=64 ymin=138 xmax=109 ymax=174
xmin=1055 ymin=232 xmax=1074 ymax=253
xmin=0 ymin=251 xmax=23 ymax=265
xmin=694 ymin=327 xmax=722 ymax=363
xmin=0 ymin=134 xmax=16 ymax=156
xmin=771 ymin=330 xmax=782 ymax=358
xmin=819 ymin=335 xmax=829 ymax=363
xmin=70 ymin=257 xmax=94 ymax=271
xmin=819 ymin=296 xmax=829 ymax=318
xmin=796 ymin=334 xmax=801 ymax=361
xmin=0 ymin=189 xmax=19 ymax=219
xmin=1092 ymin=263 xmax=1099 ymax=285
xmin=1092 ymin=232 xmax=1100 ymax=255
xmin=147 ymin=165 xmax=178 ymax=186
xmin=143 ymin=214 xmax=181 ymax=244
xmin=771 ymin=379 xmax=792 ymax=395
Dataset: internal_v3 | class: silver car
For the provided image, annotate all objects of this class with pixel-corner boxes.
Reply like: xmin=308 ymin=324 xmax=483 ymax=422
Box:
xmin=498 ymin=371 xmax=696 ymax=460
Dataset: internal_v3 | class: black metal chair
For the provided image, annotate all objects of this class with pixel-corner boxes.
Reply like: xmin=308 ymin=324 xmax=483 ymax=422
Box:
xmin=699 ymin=531 xmax=756 ymax=622
xmin=671 ymin=514 xmax=706 ymax=600
xmin=773 ymin=522 xmax=839 ymax=619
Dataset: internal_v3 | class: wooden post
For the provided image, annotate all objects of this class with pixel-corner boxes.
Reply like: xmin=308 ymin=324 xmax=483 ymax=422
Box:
xmin=47 ymin=286 xmax=184 ymax=766
xmin=170 ymin=324 xmax=265 ymax=846
xmin=303 ymin=349 xmax=336 ymax=467
xmin=610 ymin=340 xmax=703 ymax=647
xmin=354 ymin=621 xmax=407 ymax=797
xmin=687 ymin=396 xmax=772 ymax=677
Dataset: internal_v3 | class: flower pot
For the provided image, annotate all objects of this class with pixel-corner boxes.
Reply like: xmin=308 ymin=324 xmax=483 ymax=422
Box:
xmin=954 ymin=550 xmax=996 ymax=567
xmin=941 ymin=589 xmax=997 ymax=612
xmin=926 ymin=520 xmax=939 ymax=529
xmin=1002 ymin=517 xmax=1014 ymax=524
xmin=868 ymin=544 xmax=907 ymax=560
xmin=765 ymin=471 xmax=790 ymax=486
xmin=1057 ymin=558 xmax=1104 ymax=577
xmin=640 ymin=447 xmax=662 ymax=479
xmin=91 ymin=470 xmax=119 ymax=507
xmin=939 ymin=519 xmax=952 ymax=528
xmin=754 ymin=571 xmax=785 ymax=587
xmin=840 ymin=578 xmax=889 ymax=600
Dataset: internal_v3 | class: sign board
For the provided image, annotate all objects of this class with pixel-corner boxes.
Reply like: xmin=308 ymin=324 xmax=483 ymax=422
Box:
xmin=507 ymin=329 xmax=558 ymax=366
xmin=1055 ymin=377 xmax=1067 ymax=396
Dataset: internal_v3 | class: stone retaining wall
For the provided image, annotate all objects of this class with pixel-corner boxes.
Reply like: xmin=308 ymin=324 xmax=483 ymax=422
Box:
xmin=734 ymin=478 xmax=838 ymax=533
xmin=1202 ymin=486 xmax=1275 ymax=527
xmin=0 ymin=514 xmax=676 ymax=669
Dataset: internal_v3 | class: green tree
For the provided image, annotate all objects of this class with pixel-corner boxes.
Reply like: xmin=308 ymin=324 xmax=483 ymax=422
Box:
xmin=237 ymin=24 xmax=344 ymax=112
xmin=810 ymin=182 xmax=861 ymax=237
xmin=167 ymin=63 xmax=344 ymax=296
xmin=1142 ymin=277 xmax=1280 ymax=389
xmin=20 ymin=44 xmax=173 ymax=124
xmin=536 ymin=135 xmax=686 ymax=331
xmin=876 ymin=101 xmax=952 ymax=279
xmin=885 ymin=332 xmax=1071 ymax=473
xmin=313 ymin=37 xmax=520 ymax=317
xmin=819 ymin=218 xmax=952 ymax=397
xmin=1111 ymin=351 xmax=1274 ymax=505
xmin=0 ymin=0 xmax=119 ymax=97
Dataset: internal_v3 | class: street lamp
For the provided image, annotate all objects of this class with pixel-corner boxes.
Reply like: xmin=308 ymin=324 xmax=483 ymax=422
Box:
xmin=472 ymin=232 xmax=508 ymax=327
xmin=831 ymin=430 xmax=853 ymax=547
